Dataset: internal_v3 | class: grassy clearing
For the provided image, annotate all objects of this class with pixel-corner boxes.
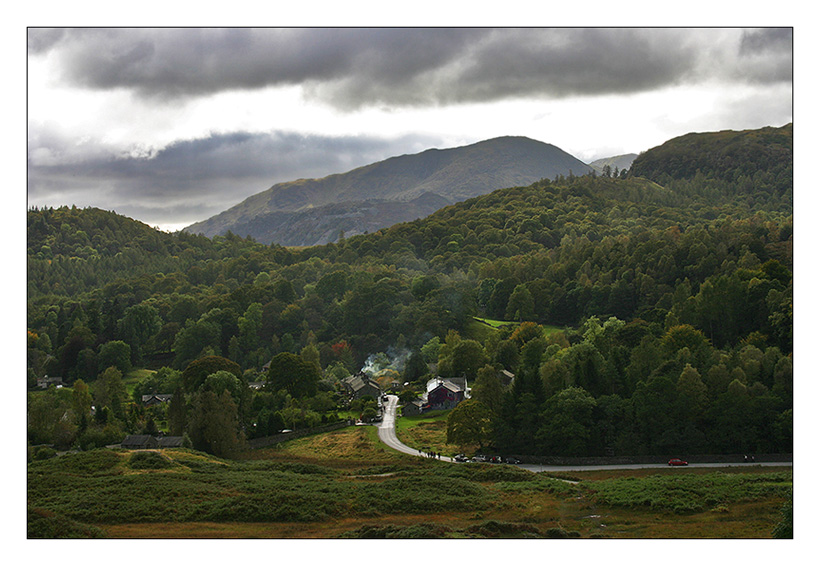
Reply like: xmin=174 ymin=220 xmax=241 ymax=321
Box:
xmin=394 ymin=410 xmax=468 ymax=456
xmin=472 ymin=317 xmax=566 ymax=336
xmin=123 ymin=368 xmax=154 ymax=396
xmin=472 ymin=316 xmax=515 ymax=329
xmin=241 ymin=426 xmax=417 ymax=470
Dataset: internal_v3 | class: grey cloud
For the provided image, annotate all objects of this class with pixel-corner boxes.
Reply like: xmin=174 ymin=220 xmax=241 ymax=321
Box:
xmin=27 ymin=128 xmax=443 ymax=227
xmin=740 ymin=28 xmax=792 ymax=55
xmin=735 ymin=28 xmax=793 ymax=84
xmin=27 ymin=28 xmax=66 ymax=54
xmin=29 ymin=28 xmax=793 ymax=110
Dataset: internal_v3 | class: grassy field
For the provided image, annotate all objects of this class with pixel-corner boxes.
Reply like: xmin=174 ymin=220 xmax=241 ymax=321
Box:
xmin=28 ymin=422 xmax=791 ymax=539
xmin=471 ymin=317 xmax=565 ymax=334
xmin=393 ymin=409 xmax=472 ymax=456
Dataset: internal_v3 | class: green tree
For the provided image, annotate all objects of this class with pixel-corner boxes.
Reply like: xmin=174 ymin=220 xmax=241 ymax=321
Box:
xmin=471 ymin=365 xmax=505 ymax=417
xmin=238 ymin=302 xmax=263 ymax=352
xmin=118 ymin=303 xmax=161 ymax=362
xmin=187 ymin=389 xmax=245 ymax=457
xmin=506 ymin=284 xmax=535 ymax=321
xmin=449 ymin=339 xmax=487 ymax=380
xmin=71 ymin=378 xmax=93 ymax=431
xmin=300 ymin=343 xmax=321 ymax=368
xmin=446 ymin=399 xmax=493 ymax=450
xmin=403 ymin=349 xmax=428 ymax=382
xmin=28 ymin=388 xmax=77 ymax=448
xmin=202 ymin=370 xmax=244 ymax=401
xmin=98 ymin=340 xmax=132 ymax=374
xmin=632 ymin=375 xmax=678 ymax=454
xmin=181 ymin=356 xmax=242 ymax=393
xmin=494 ymin=339 xmax=520 ymax=371
xmin=167 ymin=387 xmax=187 ymax=436
xmin=173 ymin=319 xmax=221 ymax=369
xmin=316 ymin=270 xmax=349 ymax=300
xmin=536 ymin=387 xmax=597 ymax=456
xmin=95 ymin=366 xmax=128 ymax=421
xmin=266 ymin=352 xmax=321 ymax=398
xmin=420 ymin=336 xmax=442 ymax=364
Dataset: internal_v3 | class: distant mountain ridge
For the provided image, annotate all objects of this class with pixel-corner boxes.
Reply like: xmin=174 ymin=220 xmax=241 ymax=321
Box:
xmin=588 ymin=153 xmax=638 ymax=174
xmin=184 ymin=136 xmax=593 ymax=246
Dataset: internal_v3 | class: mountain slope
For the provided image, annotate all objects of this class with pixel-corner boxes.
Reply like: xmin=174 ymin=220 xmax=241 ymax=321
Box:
xmin=588 ymin=153 xmax=637 ymax=174
xmin=631 ymin=123 xmax=792 ymax=190
xmin=184 ymin=136 xmax=592 ymax=245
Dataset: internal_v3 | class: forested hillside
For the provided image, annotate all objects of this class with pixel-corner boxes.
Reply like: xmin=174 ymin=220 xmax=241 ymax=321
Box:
xmin=184 ymin=136 xmax=593 ymax=245
xmin=27 ymin=124 xmax=792 ymax=459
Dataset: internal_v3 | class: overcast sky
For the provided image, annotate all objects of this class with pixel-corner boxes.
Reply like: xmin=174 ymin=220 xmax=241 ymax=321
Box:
xmin=27 ymin=26 xmax=793 ymax=231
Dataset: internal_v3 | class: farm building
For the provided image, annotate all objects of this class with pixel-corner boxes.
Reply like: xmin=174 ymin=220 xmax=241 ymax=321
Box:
xmin=402 ymin=399 xmax=427 ymax=416
xmin=121 ymin=434 xmax=184 ymax=449
xmin=120 ymin=435 xmax=159 ymax=450
xmin=342 ymin=372 xmax=382 ymax=400
xmin=157 ymin=436 xmax=184 ymax=448
xmin=36 ymin=375 xmax=65 ymax=389
xmin=140 ymin=394 xmax=174 ymax=406
xmin=425 ymin=377 xmax=467 ymax=410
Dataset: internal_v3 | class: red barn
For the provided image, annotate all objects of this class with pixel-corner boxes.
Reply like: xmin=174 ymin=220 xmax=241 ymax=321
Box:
xmin=426 ymin=379 xmax=465 ymax=410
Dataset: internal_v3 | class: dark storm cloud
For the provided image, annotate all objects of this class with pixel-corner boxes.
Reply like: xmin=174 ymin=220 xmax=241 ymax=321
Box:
xmin=28 ymin=27 xmax=793 ymax=109
xmin=740 ymin=28 xmax=792 ymax=54
xmin=736 ymin=28 xmax=793 ymax=84
xmin=27 ymin=129 xmax=442 ymax=226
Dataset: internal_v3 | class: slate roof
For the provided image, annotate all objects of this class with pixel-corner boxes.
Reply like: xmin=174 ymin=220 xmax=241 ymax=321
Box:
xmin=343 ymin=372 xmax=381 ymax=393
xmin=141 ymin=394 xmax=174 ymax=404
xmin=426 ymin=377 xmax=466 ymax=393
xmin=120 ymin=435 xmax=158 ymax=449
xmin=157 ymin=436 xmax=184 ymax=448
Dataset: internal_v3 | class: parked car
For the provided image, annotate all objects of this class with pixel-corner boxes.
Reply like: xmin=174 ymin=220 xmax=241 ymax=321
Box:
xmin=471 ymin=454 xmax=489 ymax=463
xmin=668 ymin=458 xmax=688 ymax=466
xmin=504 ymin=456 xmax=522 ymax=465
xmin=454 ymin=454 xmax=468 ymax=462
xmin=490 ymin=456 xmax=503 ymax=464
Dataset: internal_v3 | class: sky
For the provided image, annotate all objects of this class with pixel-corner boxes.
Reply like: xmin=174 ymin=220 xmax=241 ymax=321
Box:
xmin=26 ymin=26 xmax=794 ymax=232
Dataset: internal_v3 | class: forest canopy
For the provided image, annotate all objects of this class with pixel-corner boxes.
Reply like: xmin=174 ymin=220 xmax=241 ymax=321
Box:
xmin=27 ymin=124 xmax=793 ymax=458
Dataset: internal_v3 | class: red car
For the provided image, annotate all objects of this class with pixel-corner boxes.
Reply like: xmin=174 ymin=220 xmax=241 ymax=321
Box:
xmin=668 ymin=458 xmax=688 ymax=466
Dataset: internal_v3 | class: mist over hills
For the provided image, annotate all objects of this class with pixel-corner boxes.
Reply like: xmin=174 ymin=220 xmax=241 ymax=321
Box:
xmin=184 ymin=136 xmax=593 ymax=246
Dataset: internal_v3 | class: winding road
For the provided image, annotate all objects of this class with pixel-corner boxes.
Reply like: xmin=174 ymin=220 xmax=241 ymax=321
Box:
xmin=378 ymin=394 xmax=454 ymax=462
xmin=377 ymin=394 xmax=792 ymax=472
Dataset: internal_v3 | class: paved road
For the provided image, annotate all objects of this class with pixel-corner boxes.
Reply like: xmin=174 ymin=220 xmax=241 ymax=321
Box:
xmin=377 ymin=394 xmax=792 ymax=471
xmin=378 ymin=394 xmax=454 ymax=462
xmin=519 ymin=462 xmax=792 ymax=472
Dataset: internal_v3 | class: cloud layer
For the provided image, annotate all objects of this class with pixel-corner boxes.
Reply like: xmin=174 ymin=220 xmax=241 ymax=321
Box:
xmin=29 ymin=28 xmax=792 ymax=108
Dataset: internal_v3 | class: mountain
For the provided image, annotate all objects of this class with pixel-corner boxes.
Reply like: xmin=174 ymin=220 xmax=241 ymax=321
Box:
xmin=184 ymin=136 xmax=593 ymax=246
xmin=631 ymin=123 xmax=792 ymax=188
xmin=588 ymin=153 xmax=638 ymax=175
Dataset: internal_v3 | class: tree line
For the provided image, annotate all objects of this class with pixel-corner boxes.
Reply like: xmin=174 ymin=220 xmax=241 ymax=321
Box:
xmin=27 ymin=124 xmax=793 ymax=458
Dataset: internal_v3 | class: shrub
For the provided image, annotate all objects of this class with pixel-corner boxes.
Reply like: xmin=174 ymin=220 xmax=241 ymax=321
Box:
xmin=129 ymin=451 xmax=174 ymax=470
xmin=466 ymin=520 xmax=542 ymax=538
xmin=28 ymin=449 xmax=122 ymax=476
xmin=772 ymin=497 xmax=793 ymax=538
xmin=338 ymin=523 xmax=453 ymax=539
xmin=32 ymin=446 xmax=57 ymax=461
xmin=28 ymin=508 xmax=106 ymax=538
